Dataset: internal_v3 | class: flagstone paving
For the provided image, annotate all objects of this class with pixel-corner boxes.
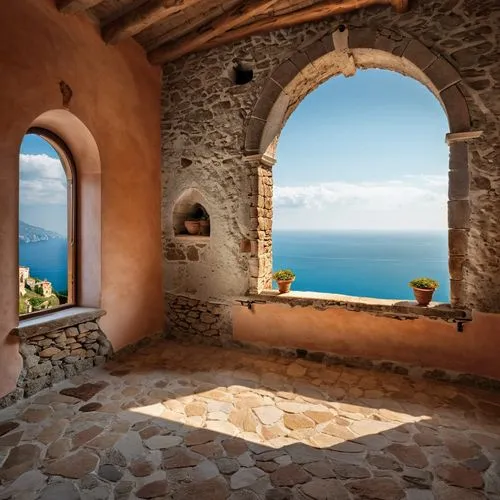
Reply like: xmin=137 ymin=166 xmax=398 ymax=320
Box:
xmin=1 ymin=339 xmax=500 ymax=499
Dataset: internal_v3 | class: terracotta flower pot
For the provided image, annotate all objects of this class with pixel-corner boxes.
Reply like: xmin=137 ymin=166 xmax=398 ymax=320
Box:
xmin=412 ymin=287 xmax=435 ymax=306
xmin=184 ymin=220 xmax=200 ymax=235
xmin=277 ymin=279 xmax=294 ymax=294
xmin=199 ymin=220 xmax=210 ymax=236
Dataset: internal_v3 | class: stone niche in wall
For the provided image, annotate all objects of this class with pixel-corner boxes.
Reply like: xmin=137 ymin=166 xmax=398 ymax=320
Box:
xmin=172 ymin=188 xmax=210 ymax=238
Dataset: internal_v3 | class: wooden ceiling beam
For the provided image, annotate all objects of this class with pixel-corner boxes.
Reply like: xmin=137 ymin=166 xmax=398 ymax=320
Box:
xmin=155 ymin=0 xmax=409 ymax=63
xmin=102 ymin=0 xmax=205 ymax=44
xmin=56 ymin=0 xmax=105 ymax=14
xmin=148 ymin=0 xmax=281 ymax=64
xmin=390 ymin=0 xmax=409 ymax=13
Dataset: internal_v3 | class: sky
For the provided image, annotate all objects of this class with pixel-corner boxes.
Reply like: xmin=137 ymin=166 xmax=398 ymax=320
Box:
xmin=19 ymin=134 xmax=68 ymax=235
xmin=274 ymin=68 xmax=450 ymax=231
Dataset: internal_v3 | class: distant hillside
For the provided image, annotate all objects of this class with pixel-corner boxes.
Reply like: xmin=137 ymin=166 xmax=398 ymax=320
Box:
xmin=19 ymin=220 xmax=64 ymax=243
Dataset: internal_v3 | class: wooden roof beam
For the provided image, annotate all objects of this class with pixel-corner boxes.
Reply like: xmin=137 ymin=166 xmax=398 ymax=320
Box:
xmin=102 ymin=0 xmax=205 ymax=44
xmin=57 ymin=0 xmax=105 ymax=14
xmin=148 ymin=0 xmax=281 ymax=64
xmin=153 ymin=0 xmax=410 ymax=63
xmin=391 ymin=0 xmax=409 ymax=13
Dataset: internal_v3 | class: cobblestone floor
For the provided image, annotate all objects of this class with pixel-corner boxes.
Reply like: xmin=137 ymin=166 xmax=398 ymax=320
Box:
xmin=1 ymin=339 xmax=500 ymax=499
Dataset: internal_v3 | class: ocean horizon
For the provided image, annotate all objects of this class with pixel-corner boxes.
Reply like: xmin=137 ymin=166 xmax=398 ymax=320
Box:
xmin=19 ymin=230 xmax=450 ymax=303
xmin=272 ymin=229 xmax=450 ymax=302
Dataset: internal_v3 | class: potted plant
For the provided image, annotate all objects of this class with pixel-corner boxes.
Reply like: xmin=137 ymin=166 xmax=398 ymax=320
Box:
xmin=409 ymin=277 xmax=439 ymax=306
xmin=273 ymin=269 xmax=296 ymax=294
xmin=184 ymin=218 xmax=200 ymax=235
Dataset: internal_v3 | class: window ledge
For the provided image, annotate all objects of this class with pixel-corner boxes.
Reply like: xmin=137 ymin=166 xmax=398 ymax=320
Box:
xmin=174 ymin=235 xmax=210 ymax=242
xmin=244 ymin=290 xmax=470 ymax=323
xmin=12 ymin=307 xmax=106 ymax=340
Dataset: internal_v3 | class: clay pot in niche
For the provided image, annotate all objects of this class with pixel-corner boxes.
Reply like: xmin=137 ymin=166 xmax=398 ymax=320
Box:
xmin=199 ymin=219 xmax=210 ymax=236
xmin=184 ymin=220 xmax=200 ymax=235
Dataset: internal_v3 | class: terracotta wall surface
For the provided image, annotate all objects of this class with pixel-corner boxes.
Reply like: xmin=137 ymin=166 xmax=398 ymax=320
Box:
xmin=233 ymin=305 xmax=500 ymax=380
xmin=0 ymin=0 xmax=163 ymax=397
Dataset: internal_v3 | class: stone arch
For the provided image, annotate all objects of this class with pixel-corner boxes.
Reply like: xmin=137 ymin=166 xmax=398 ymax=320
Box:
xmin=26 ymin=109 xmax=102 ymax=307
xmin=244 ymin=27 xmax=472 ymax=308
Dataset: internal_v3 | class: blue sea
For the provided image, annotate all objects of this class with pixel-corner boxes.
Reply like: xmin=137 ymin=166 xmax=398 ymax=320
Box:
xmin=272 ymin=230 xmax=450 ymax=302
xmin=19 ymin=231 xmax=450 ymax=302
xmin=19 ymin=239 xmax=68 ymax=293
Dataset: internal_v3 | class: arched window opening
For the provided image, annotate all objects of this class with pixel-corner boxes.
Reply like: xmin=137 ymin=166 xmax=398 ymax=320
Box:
xmin=19 ymin=128 xmax=76 ymax=316
xmin=273 ymin=69 xmax=450 ymax=302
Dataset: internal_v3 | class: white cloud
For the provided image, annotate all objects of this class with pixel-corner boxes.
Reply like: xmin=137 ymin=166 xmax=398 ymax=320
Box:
xmin=273 ymin=175 xmax=448 ymax=230
xmin=20 ymin=154 xmax=67 ymax=205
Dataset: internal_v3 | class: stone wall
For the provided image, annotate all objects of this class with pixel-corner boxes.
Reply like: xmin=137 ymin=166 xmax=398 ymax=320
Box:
xmin=165 ymin=293 xmax=232 ymax=346
xmin=0 ymin=312 xmax=112 ymax=408
xmin=161 ymin=0 xmax=499 ymax=314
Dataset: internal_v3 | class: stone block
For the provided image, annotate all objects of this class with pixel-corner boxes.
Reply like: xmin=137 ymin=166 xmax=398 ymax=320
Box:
xmin=24 ymin=376 xmax=50 ymax=397
xmin=79 ymin=322 xmax=98 ymax=334
xmin=449 ymin=256 xmax=466 ymax=280
xmin=64 ymin=364 xmax=77 ymax=378
xmin=374 ymin=33 xmax=396 ymax=53
xmin=441 ymin=85 xmax=470 ymax=133
xmin=50 ymin=366 xmax=65 ymax=383
xmin=52 ymin=350 xmax=70 ymax=361
xmin=239 ymin=239 xmax=251 ymax=253
xmin=448 ymin=200 xmax=470 ymax=229
xmin=244 ymin=117 xmax=266 ymax=153
xmin=348 ymin=28 xmax=376 ymax=49
xmin=271 ymin=59 xmax=299 ymax=89
xmin=402 ymin=39 xmax=437 ymax=70
xmin=425 ymin=57 xmax=461 ymax=92
xmin=24 ymin=354 xmax=40 ymax=369
xmin=450 ymin=279 xmax=466 ymax=308
xmin=186 ymin=246 xmax=199 ymax=261
xmin=66 ymin=327 xmax=79 ymax=337
xmin=27 ymin=361 xmax=52 ymax=379
xmin=289 ymin=51 xmax=310 ymax=73
xmin=448 ymin=168 xmax=469 ymax=200
xmin=39 ymin=347 xmax=61 ymax=358
xmin=304 ymin=35 xmax=333 ymax=64
xmin=449 ymin=142 xmax=468 ymax=171
xmin=75 ymin=358 xmax=94 ymax=373
xmin=449 ymin=229 xmax=468 ymax=256
xmin=252 ymin=79 xmax=282 ymax=120
xmin=19 ymin=344 xmax=37 ymax=356
xmin=166 ymin=248 xmax=185 ymax=261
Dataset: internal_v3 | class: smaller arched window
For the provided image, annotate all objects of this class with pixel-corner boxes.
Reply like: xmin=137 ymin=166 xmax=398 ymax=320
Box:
xmin=18 ymin=128 xmax=76 ymax=316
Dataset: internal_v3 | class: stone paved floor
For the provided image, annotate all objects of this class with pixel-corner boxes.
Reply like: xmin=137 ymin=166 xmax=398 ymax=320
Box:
xmin=1 ymin=339 xmax=500 ymax=499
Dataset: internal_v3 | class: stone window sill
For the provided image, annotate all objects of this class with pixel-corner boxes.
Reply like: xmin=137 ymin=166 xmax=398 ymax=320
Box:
xmin=11 ymin=307 xmax=106 ymax=340
xmin=174 ymin=235 xmax=210 ymax=243
xmin=244 ymin=290 xmax=471 ymax=323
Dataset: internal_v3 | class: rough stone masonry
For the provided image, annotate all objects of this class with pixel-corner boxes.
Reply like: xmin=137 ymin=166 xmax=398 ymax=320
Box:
xmin=1 ymin=315 xmax=112 ymax=407
xmin=161 ymin=0 xmax=499 ymax=343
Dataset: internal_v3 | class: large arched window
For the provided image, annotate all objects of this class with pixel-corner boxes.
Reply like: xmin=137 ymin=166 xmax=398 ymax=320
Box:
xmin=19 ymin=128 xmax=76 ymax=316
xmin=273 ymin=69 xmax=449 ymax=302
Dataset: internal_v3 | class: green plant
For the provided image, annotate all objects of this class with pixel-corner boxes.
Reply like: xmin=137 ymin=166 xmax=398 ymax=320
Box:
xmin=273 ymin=269 xmax=296 ymax=281
xmin=409 ymin=277 xmax=439 ymax=290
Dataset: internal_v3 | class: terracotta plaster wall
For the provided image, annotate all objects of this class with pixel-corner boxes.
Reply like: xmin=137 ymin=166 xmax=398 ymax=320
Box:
xmin=0 ymin=0 xmax=162 ymax=397
xmin=233 ymin=305 xmax=500 ymax=380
